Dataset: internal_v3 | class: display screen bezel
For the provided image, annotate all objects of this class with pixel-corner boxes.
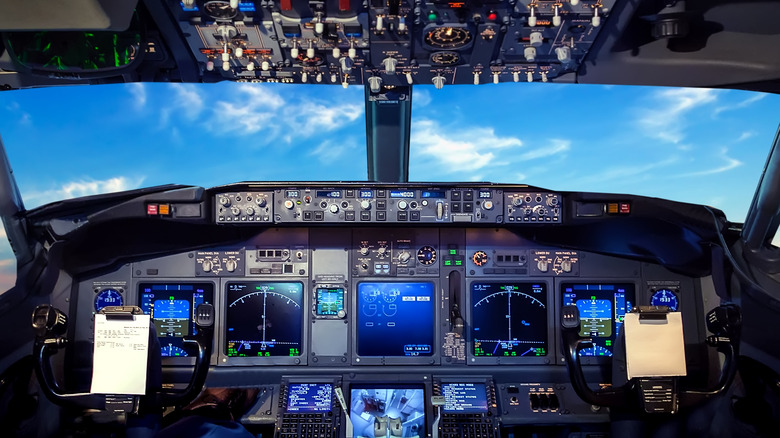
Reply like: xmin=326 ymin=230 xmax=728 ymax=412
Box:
xmin=286 ymin=383 xmax=334 ymax=413
xmin=467 ymin=279 xmax=553 ymax=365
xmin=352 ymin=281 xmax=439 ymax=365
xmin=441 ymin=382 xmax=489 ymax=413
xmin=137 ymin=282 xmax=214 ymax=363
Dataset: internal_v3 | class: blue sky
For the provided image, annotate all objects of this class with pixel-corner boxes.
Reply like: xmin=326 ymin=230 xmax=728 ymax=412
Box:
xmin=0 ymin=82 xmax=778 ymax=291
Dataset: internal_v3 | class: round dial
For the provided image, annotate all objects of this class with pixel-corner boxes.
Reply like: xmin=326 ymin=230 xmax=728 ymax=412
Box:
xmin=203 ymin=1 xmax=238 ymax=20
xmin=382 ymin=288 xmax=400 ymax=303
xmin=417 ymin=246 xmax=437 ymax=265
xmin=161 ymin=344 xmax=188 ymax=357
xmin=431 ymin=51 xmax=460 ymax=65
xmin=95 ymin=288 xmax=123 ymax=312
xmin=361 ymin=287 xmax=380 ymax=303
xmin=651 ymin=289 xmax=679 ymax=311
xmin=472 ymin=251 xmax=488 ymax=267
xmin=425 ymin=27 xmax=473 ymax=49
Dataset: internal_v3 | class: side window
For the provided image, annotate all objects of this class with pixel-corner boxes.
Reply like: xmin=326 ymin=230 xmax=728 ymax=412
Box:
xmin=0 ymin=226 xmax=16 ymax=292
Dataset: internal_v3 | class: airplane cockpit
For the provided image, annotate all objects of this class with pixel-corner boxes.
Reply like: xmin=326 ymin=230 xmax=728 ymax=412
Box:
xmin=1 ymin=1 xmax=779 ymax=437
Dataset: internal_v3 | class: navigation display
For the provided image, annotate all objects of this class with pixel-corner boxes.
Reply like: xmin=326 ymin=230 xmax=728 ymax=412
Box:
xmin=287 ymin=383 xmax=332 ymax=412
xmin=562 ymin=283 xmax=635 ymax=357
xmin=356 ymin=282 xmax=434 ymax=357
xmin=471 ymin=282 xmax=548 ymax=357
xmin=442 ymin=383 xmax=488 ymax=413
xmin=138 ymin=283 xmax=213 ymax=357
xmin=225 ymin=282 xmax=303 ymax=357
xmin=350 ymin=387 xmax=425 ymax=438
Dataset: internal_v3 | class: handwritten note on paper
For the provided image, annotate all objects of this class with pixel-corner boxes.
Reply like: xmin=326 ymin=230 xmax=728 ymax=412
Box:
xmin=90 ymin=314 xmax=150 ymax=395
xmin=624 ymin=312 xmax=687 ymax=380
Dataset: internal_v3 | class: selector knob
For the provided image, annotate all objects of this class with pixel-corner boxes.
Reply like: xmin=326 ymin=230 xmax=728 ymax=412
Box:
xmin=225 ymin=259 xmax=237 ymax=272
xmin=256 ymin=197 xmax=267 ymax=207
xmin=483 ymin=200 xmax=494 ymax=210
xmin=524 ymin=47 xmax=537 ymax=62
xmin=529 ymin=32 xmax=543 ymax=47
xmin=368 ymin=76 xmax=383 ymax=93
xmin=377 ymin=246 xmax=387 ymax=256
xmin=284 ymin=200 xmax=295 ymax=210
xmin=513 ymin=197 xmax=523 ymax=207
xmin=382 ymin=57 xmax=398 ymax=73
xmin=219 ymin=196 xmax=231 ymax=207
xmin=561 ymin=259 xmax=572 ymax=273
xmin=231 ymin=206 xmax=241 ymax=216
xmin=537 ymin=259 xmax=549 ymax=272
xmin=432 ymin=75 xmax=446 ymax=90
xmin=202 ymin=260 xmax=213 ymax=272
xmin=359 ymin=246 xmax=370 ymax=256
xmin=556 ymin=46 xmax=572 ymax=63
xmin=398 ymin=200 xmax=408 ymax=210
xmin=398 ymin=251 xmax=411 ymax=264
xmin=245 ymin=207 xmax=255 ymax=216
xmin=360 ymin=200 xmax=372 ymax=210
xmin=329 ymin=204 xmax=339 ymax=214
xmin=340 ymin=57 xmax=354 ymax=75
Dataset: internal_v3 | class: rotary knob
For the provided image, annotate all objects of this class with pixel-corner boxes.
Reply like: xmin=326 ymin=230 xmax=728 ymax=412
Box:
xmin=561 ymin=259 xmax=572 ymax=273
xmin=398 ymin=251 xmax=411 ymax=264
xmin=382 ymin=57 xmax=398 ymax=74
xmin=201 ymin=260 xmax=213 ymax=272
xmin=360 ymin=200 xmax=371 ymax=210
xmin=512 ymin=197 xmax=523 ymax=207
xmin=398 ymin=200 xmax=408 ymax=210
xmin=359 ymin=246 xmax=370 ymax=256
xmin=284 ymin=200 xmax=295 ymax=210
xmin=225 ymin=259 xmax=238 ymax=272
xmin=483 ymin=200 xmax=494 ymax=210
xmin=329 ymin=204 xmax=339 ymax=214
xmin=245 ymin=206 xmax=255 ymax=216
xmin=537 ymin=259 xmax=549 ymax=272
xmin=432 ymin=75 xmax=446 ymax=90
xmin=231 ymin=206 xmax=241 ymax=216
xmin=256 ymin=197 xmax=267 ymax=207
xmin=377 ymin=246 xmax=388 ymax=256
xmin=218 ymin=196 xmax=231 ymax=207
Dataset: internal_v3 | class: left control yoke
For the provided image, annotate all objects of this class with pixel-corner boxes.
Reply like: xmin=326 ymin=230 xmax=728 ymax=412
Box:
xmin=31 ymin=303 xmax=214 ymax=413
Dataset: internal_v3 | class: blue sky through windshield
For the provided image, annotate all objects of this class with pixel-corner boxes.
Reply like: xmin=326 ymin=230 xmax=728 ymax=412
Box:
xmin=0 ymin=82 xmax=778 ymax=291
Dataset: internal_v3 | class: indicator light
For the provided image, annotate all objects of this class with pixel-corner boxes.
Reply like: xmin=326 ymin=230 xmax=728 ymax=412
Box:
xmin=428 ymin=11 xmax=438 ymax=21
xmin=607 ymin=203 xmax=619 ymax=214
xmin=147 ymin=204 xmax=158 ymax=215
xmin=487 ymin=11 xmax=498 ymax=21
xmin=158 ymin=204 xmax=171 ymax=215
xmin=449 ymin=249 xmax=457 ymax=255
xmin=620 ymin=203 xmax=631 ymax=214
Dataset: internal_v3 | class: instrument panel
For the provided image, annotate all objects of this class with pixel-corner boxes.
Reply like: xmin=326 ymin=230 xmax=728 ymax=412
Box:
xmin=63 ymin=184 xmax=709 ymax=435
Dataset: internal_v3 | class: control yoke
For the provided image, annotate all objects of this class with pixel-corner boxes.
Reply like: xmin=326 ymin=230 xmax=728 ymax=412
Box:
xmin=32 ymin=303 xmax=215 ymax=412
xmin=561 ymin=304 xmax=741 ymax=413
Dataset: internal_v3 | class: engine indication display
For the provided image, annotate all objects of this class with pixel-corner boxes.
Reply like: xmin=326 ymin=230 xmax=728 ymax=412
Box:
xmin=138 ymin=283 xmax=214 ymax=357
xmin=356 ymin=282 xmax=434 ymax=357
xmin=562 ymin=283 xmax=635 ymax=357
xmin=471 ymin=283 xmax=548 ymax=357
xmin=226 ymin=282 xmax=303 ymax=357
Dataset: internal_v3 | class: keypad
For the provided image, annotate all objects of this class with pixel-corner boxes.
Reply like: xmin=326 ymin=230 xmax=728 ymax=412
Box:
xmin=278 ymin=413 xmax=335 ymax=438
xmin=440 ymin=413 xmax=497 ymax=438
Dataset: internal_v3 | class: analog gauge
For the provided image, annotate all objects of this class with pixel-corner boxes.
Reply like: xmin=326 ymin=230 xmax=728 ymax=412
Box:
xmin=472 ymin=251 xmax=488 ymax=267
xmin=95 ymin=288 xmax=123 ymax=312
xmin=417 ymin=246 xmax=437 ymax=265
xmin=382 ymin=288 xmax=400 ymax=303
xmin=651 ymin=289 xmax=679 ymax=311
xmin=203 ymin=1 xmax=238 ymax=20
xmin=161 ymin=344 xmax=188 ymax=357
xmin=431 ymin=51 xmax=460 ymax=65
xmin=424 ymin=27 xmax=473 ymax=49
xmin=361 ymin=287 xmax=380 ymax=303
xmin=578 ymin=344 xmax=613 ymax=357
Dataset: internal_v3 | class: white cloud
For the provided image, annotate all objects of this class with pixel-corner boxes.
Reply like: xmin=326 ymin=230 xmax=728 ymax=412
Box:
xmin=637 ymin=88 xmax=719 ymax=144
xmin=518 ymin=139 xmax=570 ymax=161
xmin=308 ymin=138 xmax=357 ymax=165
xmin=572 ymin=156 xmax=680 ymax=187
xmin=22 ymin=176 xmax=146 ymax=208
xmin=413 ymin=89 xmax=432 ymax=108
xmin=5 ymin=101 xmax=32 ymax=125
xmin=676 ymin=148 xmax=742 ymax=177
xmin=296 ymin=102 xmax=362 ymax=131
xmin=736 ymin=131 xmax=756 ymax=142
xmin=714 ymin=93 xmax=767 ymax=117
xmin=129 ymin=83 xmax=146 ymax=108
xmin=171 ymin=84 xmax=204 ymax=120
xmin=411 ymin=119 xmax=522 ymax=172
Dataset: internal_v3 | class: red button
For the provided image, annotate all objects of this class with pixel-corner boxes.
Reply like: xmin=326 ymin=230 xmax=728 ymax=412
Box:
xmin=620 ymin=203 xmax=631 ymax=214
xmin=147 ymin=204 xmax=158 ymax=215
xmin=488 ymin=12 xmax=498 ymax=21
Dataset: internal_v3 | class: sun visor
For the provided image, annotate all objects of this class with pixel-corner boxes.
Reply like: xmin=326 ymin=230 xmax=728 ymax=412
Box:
xmin=0 ymin=0 xmax=137 ymax=31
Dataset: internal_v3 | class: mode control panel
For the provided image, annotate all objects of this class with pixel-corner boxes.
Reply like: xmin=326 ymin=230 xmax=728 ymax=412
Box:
xmin=352 ymin=229 xmax=439 ymax=277
xmin=216 ymin=191 xmax=273 ymax=223
xmin=505 ymin=192 xmax=562 ymax=223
